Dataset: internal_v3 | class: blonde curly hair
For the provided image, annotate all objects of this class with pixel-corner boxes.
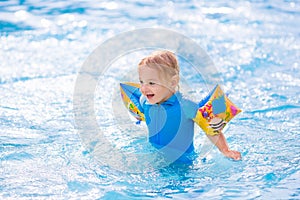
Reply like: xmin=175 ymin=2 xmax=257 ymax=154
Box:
xmin=138 ymin=50 xmax=180 ymax=79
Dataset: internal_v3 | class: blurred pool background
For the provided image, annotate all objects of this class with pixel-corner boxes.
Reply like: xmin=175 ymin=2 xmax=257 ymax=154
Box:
xmin=1 ymin=0 xmax=300 ymax=199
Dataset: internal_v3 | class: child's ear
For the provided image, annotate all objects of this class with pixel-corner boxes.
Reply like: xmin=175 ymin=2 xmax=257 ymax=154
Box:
xmin=171 ymin=75 xmax=179 ymax=88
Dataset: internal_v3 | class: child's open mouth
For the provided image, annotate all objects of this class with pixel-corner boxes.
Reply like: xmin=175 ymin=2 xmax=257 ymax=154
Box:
xmin=146 ymin=94 xmax=155 ymax=99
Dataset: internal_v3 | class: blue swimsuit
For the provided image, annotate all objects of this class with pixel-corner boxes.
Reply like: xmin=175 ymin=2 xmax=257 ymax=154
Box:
xmin=139 ymin=92 xmax=199 ymax=163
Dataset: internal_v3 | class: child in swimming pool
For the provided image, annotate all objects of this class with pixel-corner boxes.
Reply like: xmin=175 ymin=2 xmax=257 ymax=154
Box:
xmin=137 ymin=50 xmax=241 ymax=162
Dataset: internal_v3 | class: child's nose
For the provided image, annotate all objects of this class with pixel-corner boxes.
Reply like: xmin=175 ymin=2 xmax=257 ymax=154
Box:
xmin=140 ymin=84 xmax=149 ymax=93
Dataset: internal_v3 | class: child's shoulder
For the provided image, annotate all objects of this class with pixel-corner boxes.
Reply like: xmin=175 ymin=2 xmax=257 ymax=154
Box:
xmin=178 ymin=93 xmax=198 ymax=118
xmin=178 ymin=92 xmax=197 ymax=106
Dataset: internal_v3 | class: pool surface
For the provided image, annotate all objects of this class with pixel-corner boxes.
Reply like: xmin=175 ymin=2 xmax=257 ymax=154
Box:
xmin=1 ymin=0 xmax=300 ymax=199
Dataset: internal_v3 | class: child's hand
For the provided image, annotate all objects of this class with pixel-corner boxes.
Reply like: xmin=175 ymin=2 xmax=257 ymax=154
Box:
xmin=206 ymin=133 xmax=242 ymax=161
xmin=222 ymin=149 xmax=241 ymax=161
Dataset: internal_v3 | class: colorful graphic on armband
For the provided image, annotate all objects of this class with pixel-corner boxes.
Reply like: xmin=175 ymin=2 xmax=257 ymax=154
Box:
xmin=193 ymin=85 xmax=242 ymax=136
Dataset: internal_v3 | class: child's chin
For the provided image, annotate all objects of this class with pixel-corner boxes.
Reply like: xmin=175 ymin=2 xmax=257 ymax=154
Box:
xmin=148 ymin=100 xmax=155 ymax=104
xmin=147 ymin=98 xmax=156 ymax=104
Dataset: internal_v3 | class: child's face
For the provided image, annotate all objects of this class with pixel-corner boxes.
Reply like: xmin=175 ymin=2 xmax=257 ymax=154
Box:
xmin=138 ymin=66 xmax=174 ymax=104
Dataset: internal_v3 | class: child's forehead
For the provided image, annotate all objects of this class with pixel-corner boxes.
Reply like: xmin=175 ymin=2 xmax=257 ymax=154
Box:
xmin=139 ymin=65 xmax=159 ymax=75
xmin=138 ymin=65 xmax=159 ymax=74
xmin=138 ymin=67 xmax=168 ymax=81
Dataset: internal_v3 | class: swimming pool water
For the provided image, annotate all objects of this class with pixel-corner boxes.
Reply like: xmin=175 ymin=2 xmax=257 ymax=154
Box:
xmin=1 ymin=0 xmax=300 ymax=199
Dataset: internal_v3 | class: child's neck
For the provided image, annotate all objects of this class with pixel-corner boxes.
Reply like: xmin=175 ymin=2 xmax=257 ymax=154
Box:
xmin=156 ymin=91 xmax=176 ymax=105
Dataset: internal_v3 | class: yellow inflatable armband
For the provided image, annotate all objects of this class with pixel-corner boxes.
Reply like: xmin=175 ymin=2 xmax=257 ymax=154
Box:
xmin=120 ymin=82 xmax=145 ymax=122
xmin=193 ymin=85 xmax=242 ymax=136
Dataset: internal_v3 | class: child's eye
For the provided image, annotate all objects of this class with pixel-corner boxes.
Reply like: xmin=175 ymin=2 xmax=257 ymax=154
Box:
xmin=149 ymin=82 xmax=155 ymax=85
xmin=139 ymin=80 xmax=143 ymax=84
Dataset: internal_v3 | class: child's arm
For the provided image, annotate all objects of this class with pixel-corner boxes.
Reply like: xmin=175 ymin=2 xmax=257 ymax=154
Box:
xmin=206 ymin=132 xmax=241 ymax=160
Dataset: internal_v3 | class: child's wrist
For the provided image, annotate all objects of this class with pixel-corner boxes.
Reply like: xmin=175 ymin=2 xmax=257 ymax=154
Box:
xmin=220 ymin=148 xmax=230 ymax=154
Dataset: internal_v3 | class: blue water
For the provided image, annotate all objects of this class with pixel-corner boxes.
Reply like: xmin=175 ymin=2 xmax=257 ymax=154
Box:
xmin=1 ymin=0 xmax=300 ymax=199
